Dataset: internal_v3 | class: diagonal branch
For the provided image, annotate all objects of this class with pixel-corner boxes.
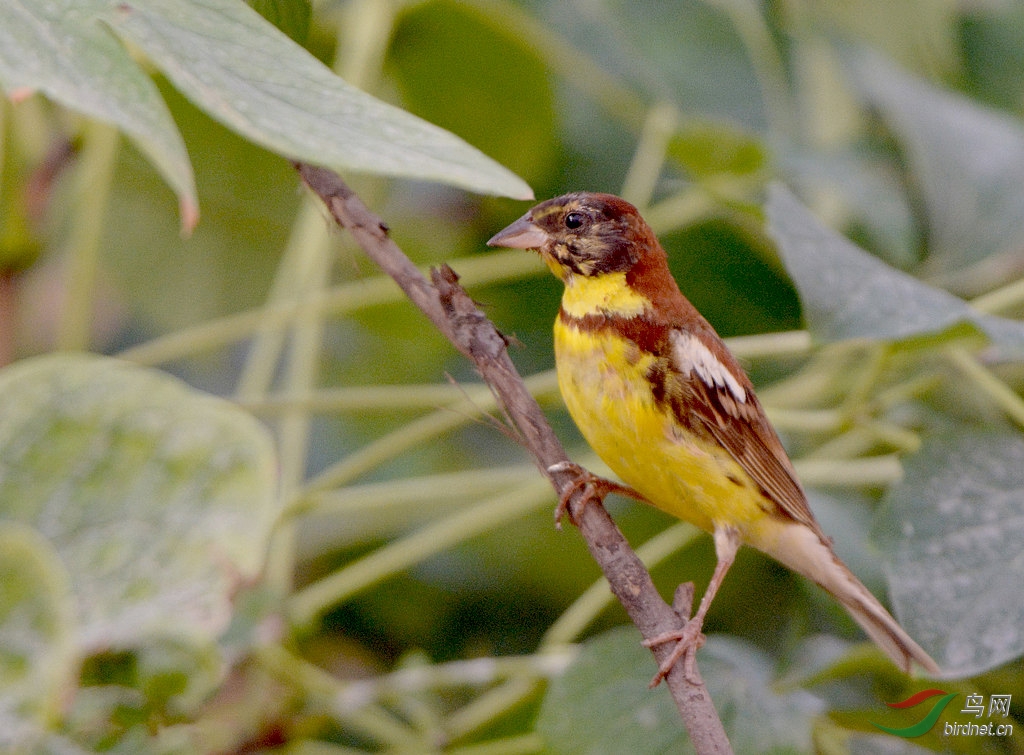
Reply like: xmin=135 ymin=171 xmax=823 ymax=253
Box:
xmin=296 ymin=163 xmax=732 ymax=754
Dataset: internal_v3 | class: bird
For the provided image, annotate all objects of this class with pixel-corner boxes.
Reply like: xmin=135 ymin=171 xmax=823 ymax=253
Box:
xmin=487 ymin=191 xmax=939 ymax=684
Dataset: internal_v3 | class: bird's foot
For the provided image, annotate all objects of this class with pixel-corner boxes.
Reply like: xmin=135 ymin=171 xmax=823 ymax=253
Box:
xmin=642 ymin=619 xmax=706 ymax=687
xmin=546 ymin=461 xmax=644 ymax=528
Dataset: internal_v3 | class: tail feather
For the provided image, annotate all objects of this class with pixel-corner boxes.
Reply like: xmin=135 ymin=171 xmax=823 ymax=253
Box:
xmin=756 ymin=521 xmax=940 ymax=675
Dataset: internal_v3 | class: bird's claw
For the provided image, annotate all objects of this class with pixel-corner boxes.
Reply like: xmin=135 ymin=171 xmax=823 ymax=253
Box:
xmin=546 ymin=461 xmax=645 ymax=528
xmin=546 ymin=461 xmax=593 ymax=527
xmin=642 ymin=621 xmax=706 ymax=687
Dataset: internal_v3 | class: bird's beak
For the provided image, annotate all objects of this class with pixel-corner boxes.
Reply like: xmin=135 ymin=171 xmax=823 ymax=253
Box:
xmin=487 ymin=214 xmax=548 ymax=250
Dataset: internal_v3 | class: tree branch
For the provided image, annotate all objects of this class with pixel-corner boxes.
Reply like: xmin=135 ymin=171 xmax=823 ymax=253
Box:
xmin=296 ymin=163 xmax=732 ymax=754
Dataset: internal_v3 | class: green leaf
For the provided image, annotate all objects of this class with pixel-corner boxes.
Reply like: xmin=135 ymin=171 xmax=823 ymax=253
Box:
xmin=0 ymin=524 xmax=76 ymax=751
xmin=766 ymin=183 xmax=1024 ymax=355
xmin=0 ymin=0 xmax=198 ymax=226
xmin=778 ymin=143 xmax=919 ymax=269
xmin=108 ymin=0 xmax=532 ymax=199
xmin=0 ymin=353 xmax=280 ymax=652
xmin=847 ymin=49 xmax=1024 ymax=275
xmin=874 ymin=429 xmax=1024 ymax=678
xmin=537 ymin=628 xmax=822 ymax=754
xmin=0 ymin=0 xmax=533 ymax=218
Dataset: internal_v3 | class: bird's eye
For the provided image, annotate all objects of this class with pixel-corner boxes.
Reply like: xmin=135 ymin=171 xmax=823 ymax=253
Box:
xmin=564 ymin=212 xmax=586 ymax=230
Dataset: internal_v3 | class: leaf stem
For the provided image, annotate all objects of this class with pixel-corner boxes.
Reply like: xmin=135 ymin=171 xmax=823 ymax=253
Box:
xmin=264 ymin=221 xmax=331 ymax=594
xmin=839 ymin=342 xmax=889 ymax=415
xmin=337 ymin=0 xmax=398 ymax=92
xmin=793 ymin=455 xmax=903 ymax=487
xmin=970 ymin=275 xmax=1024 ymax=315
xmin=236 ymin=201 xmax=331 ymax=400
xmin=118 ymin=249 xmax=542 ymax=365
xmin=56 ymin=120 xmax=119 ymax=351
xmin=705 ymin=0 xmax=794 ymax=138
xmin=238 ymin=382 xmax=481 ymax=413
xmin=643 ymin=187 xmax=719 ymax=235
xmin=258 ymin=644 xmax=422 ymax=749
xmin=621 ymin=102 xmax=679 ymax=209
xmin=542 ymin=522 xmax=699 ymax=648
xmin=298 ymin=463 xmax=541 ymax=517
xmin=947 ymin=346 xmax=1024 ymax=428
xmin=442 ymin=678 xmax=538 ymax=743
xmin=241 ymin=372 xmax=561 ymax=417
xmin=725 ymin=329 xmax=812 ymax=361
xmin=297 ymin=371 xmax=557 ymax=498
xmin=766 ymin=407 xmax=842 ymax=433
xmin=253 ymin=180 xmax=338 ymax=600
xmin=288 ymin=478 xmax=553 ymax=628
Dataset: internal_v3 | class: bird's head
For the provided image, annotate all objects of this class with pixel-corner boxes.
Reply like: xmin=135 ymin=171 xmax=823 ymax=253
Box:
xmin=487 ymin=192 xmax=659 ymax=282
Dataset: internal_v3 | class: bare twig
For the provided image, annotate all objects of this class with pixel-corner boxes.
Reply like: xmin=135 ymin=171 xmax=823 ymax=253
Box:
xmin=295 ymin=163 xmax=732 ymax=754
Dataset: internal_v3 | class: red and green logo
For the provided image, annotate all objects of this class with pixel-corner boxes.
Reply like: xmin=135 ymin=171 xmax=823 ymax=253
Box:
xmin=871 ymin=689 xmax=958 ymax=738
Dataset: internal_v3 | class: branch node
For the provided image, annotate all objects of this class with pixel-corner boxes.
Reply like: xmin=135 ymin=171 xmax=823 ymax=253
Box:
xmin=432 ymin=265 xmax=510 ymax=359
xmin=673 ymin=582 xmax=695 ymax=621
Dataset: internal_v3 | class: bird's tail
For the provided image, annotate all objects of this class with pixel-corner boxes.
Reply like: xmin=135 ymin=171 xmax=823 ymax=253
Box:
xmin=756 ymin=520 xmax=940 ymax=675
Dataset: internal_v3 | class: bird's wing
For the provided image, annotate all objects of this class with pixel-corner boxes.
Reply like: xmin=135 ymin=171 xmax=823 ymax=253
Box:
xmin=667 ymin=328 xmax=826 ymax=538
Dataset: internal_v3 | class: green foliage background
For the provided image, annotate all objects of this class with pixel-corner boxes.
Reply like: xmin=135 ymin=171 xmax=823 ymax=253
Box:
xmin=3 ymin=0 xmax=1024 ymax=752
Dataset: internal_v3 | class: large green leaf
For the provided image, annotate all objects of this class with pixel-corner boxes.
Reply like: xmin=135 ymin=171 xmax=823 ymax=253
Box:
xmin=0 ymin=353 xmax=280 ymax=652
xmin=847 ymin=49 xmax=1024 ymax=276
xmin=0 ymin=0 xmax=533 ymax=223
xmin=777 ymin=142 xmax=919 ymax=269
xmin=766 ymin=184 xmax=1024 ymax=356
xmin=0 ymin=0 xmax=197 ymax=223
xmin=537 ymin=628 xmax=823 ymax=754
xmin=0 ymin=525 xmax=76 ymax=752
xmin=874 ymin=429 xmax=1024 ymax=678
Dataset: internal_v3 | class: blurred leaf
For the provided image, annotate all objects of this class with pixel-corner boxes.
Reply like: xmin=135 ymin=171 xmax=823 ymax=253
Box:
xmin=778 ymin=143 xmax=919 ymax=269
xmin=101 ymin=82 xmax=299 ymax=334
xmin=874 ymin=429 xmax=1024 ymax=678
xmin=0 ymin=524 xmax=76 ymax=752
xmin=0 ymin=353 xmax=280 ymax=652
xmin=537 ymin=628 xmax=822 ymax=754
xmin=0 ymin=0 xmax=533 ymax=216
xmin=961 ymin=6 xmax=1024 ymax=112
xmin=664 ymin=219 xmax=803 ymax=338
xmin=766 ymin=184 xmax=1024 ymax=355
xmin=539 ymin=0 xmax=765 ymax=130
xmin=246 ymin=0 xmax=310 ymax=44
xmin=846 ymin=49 xmax=1024 ymax=276
xmin=810 ymin=0 xmax=961 ymax=76
xmin=388 ymin=1 xmax=557 ymax=187
xmin=0 ymin=0 xmax=198 ymax=226
xmin=668 ymin=120 xmax=766 ymax=179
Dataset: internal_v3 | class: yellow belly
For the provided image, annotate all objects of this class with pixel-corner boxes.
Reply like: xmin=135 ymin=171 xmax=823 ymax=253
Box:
xmin=554 ymin=319 xmax=770 ymax=535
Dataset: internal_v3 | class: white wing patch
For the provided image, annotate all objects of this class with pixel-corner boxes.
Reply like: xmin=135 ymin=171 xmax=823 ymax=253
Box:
xmin=671 ymin=331 xmax=747 ymax=404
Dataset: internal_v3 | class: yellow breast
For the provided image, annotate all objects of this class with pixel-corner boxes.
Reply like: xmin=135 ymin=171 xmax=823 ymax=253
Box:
xmin=553 ymin=316 xmax=770 ymax=535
